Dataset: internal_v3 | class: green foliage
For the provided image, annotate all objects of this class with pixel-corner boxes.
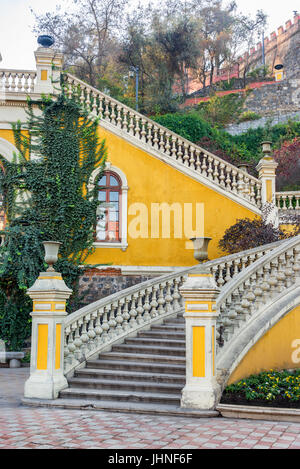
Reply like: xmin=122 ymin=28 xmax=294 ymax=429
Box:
xmin=197 ymin=93 xmax=246 ymax=128
xmin=238 ymin=110 xmax=261 ymax=123
xmin=224 ymin=369 xmax=300 ymax=402
xmin=0 ymin=93 xmax=106 ymax=350
xmin=247 ymin=65 xmax=272 ymax=80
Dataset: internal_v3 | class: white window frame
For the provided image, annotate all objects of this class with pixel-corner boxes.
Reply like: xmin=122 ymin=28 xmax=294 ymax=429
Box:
xmin=91 ymin=163 xmax=129 ymax=251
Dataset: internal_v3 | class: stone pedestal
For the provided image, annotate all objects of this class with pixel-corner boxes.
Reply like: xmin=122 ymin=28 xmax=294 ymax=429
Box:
xmin=34 ymin=47 xmax=64 ymax=95
xmin=256 ymin=142 xmax=279 ymax=227
xmin=180 ymin=267 xmax=221 ymax=410
xmin=24 ymin=271 xmax=72 ymax=400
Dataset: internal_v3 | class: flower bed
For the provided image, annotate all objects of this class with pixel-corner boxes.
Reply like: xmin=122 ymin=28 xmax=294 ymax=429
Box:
xmin=221 ymin=370 xmax=300 ymax=409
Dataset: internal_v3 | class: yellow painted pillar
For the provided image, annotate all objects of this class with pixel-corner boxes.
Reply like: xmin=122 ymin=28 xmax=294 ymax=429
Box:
xmin=256 ymin=141 xmax=279 ymax=226
xmin=24 ymin=244 xmax=72 ymax=400
xmin=180 ymin=267 xmax=221 ymax=410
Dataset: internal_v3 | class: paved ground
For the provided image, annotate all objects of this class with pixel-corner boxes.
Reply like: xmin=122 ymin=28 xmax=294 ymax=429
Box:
xmin=0 ymin=368 xmax=300 ymax=449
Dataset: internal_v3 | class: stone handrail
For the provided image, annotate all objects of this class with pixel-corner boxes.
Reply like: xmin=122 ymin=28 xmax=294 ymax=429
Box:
xmin=63 ymin=239 xmax=284 ymax=375
xmin=216 ymin=234 xmax=300 ymax=348
xmin=62 ymin=72 xmax=262 ymax=209
xmin=276 ymin=191 xmax=300 ymax=210
xmin=0 ymin=69 xmax=37 ymax=94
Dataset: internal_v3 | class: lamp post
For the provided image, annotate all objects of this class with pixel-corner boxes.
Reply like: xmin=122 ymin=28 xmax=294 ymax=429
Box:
xmin=130 ymin=66 xmax=139 ymax=112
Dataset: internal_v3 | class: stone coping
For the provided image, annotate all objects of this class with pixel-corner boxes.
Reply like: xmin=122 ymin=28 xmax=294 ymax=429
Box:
xmin=217 ymin=403 xmax=300 ymax=423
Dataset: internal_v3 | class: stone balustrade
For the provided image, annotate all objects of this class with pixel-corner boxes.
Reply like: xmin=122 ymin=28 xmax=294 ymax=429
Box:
xmin=62 ymin=73 xmax=262 ymax=209
xmin=216 ymin=235 xmax=300 ymax=348
xmin=276 ymin=191 xmax=300 ymax=211
xmin=0 ymin=69 xmax=37 ymax=94
xmin=63 ymin=239 xmax=283 ymax=376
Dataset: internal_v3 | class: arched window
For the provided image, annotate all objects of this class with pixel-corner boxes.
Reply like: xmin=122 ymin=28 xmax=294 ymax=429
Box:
xmin=96 ymin=171 xmax=122 ymax=242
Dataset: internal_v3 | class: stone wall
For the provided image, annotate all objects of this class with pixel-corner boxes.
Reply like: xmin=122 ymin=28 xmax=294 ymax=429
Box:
xmin=78 ymin=268 xmax=156 ymax=306
xmin=226 ymin=110 xmax=300 ymax=136
xmin=243 ymin=80 xmax=300 ymax=118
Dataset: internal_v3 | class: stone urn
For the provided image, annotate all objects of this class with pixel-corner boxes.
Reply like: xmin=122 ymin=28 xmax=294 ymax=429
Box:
xmin=43 ymin=241 xmax=62 ymax=271
xmin=190 ymin=237 xmax=212 ymax=263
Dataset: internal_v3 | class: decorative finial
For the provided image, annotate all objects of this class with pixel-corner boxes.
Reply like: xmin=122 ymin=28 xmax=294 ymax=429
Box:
xmin=37 ymin=35 xmax=55 ymax=48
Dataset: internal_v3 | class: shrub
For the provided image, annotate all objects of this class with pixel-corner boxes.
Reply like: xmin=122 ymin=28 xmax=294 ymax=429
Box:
xmin=218 ymin=217 xmax=285 ymax=254
xmin=238 ymin=111 xmax=261 ymax=123
xmin=223 ymin=369 xmax=300 ymax=403
xmin=272 ymin=137 xmax=300 ymax=191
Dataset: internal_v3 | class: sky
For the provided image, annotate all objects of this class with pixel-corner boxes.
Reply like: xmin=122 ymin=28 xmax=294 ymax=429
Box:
xmin=0 ymin=0 xmax=299 ymax=69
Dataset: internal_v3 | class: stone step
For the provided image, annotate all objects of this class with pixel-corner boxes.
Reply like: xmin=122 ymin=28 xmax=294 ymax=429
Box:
xmin=151 ymin=324 xmax=185 ymax=332
xmin=99 ymin=351 xmax=185 ymax=364
xmin=125 ymin=337 xmax=185 ymax=347
xmin=138 ymin=330 xmax=185 ymax=340
xmin=112 ymin=344 xmax=185 ymax=356
xmin=22 ymin=397 xmax=219 ymax=419
xmin=59 ymin=387 xmax=181 ymax=405
xmin=86 ymin=359 xmax=185 ymax=375
xmin=68 ymin=377 xmax=183 ymax=394
xmin=75 ymin=367 xmax=186 ymax=385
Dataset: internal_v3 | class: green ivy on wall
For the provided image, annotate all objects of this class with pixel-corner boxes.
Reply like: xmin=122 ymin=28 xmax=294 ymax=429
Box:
xmin=0 ymin=92 xmax=107 ymax=350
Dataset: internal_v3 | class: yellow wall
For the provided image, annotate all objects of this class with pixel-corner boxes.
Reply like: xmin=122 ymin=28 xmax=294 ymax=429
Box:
xmin=0 ymin=129 xmax=16 ymax=146
xmin=228 ymin=304 xmax=300 ymax=384
xmin=0 ymin=126 xmax=259 ymax=267
xmin=87 ymin=125 xmax=259 ymax=267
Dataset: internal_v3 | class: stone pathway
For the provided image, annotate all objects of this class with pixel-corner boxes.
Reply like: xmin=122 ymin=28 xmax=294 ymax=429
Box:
xmin=0 ymin=369 xmax=300 ymax=449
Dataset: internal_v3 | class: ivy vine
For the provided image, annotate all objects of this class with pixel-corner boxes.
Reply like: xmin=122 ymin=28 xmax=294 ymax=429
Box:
xmin=0 ymin=92 xmax=107 ymax=350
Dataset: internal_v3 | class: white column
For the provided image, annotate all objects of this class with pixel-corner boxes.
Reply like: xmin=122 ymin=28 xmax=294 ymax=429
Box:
xmin=34 ymin=47 xmax=64 ymax=95
xmin=24 ymin=271 xmax=72 ymax=400
xmin=180 ymin=267 xmax=221 ymax=410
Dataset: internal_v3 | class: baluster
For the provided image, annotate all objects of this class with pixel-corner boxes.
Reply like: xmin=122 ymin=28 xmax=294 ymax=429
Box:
xmin=171 ymin=136 xmax=177 ymax=159
xmin=80 ymin=316 xmax=89 ymax=356
xmin=87 ymin=314 xmax=96 ymax=351
xmin=128 ymin=112 xmax=135 ymax=135
xmin=153 ymin=126 xmax=159 ymax=149
xmin=143 ymin=289 xmax=152 ymax=322
xmin=104 ymin=99 xmax=111 ymax=121
xmin=136 ymin=291 xmax=145 ymax=324
xmin=86 ymin=88 xmax=91 ymax=112
xmin=183 ymin=143 xmax=189 ymax=166
xmin=92 ymin=91 xmax=98 ymax=115
xmin=11 ymin=73 xmax=17 ymax=92
xmin=219 ymin=163 xmax=225 ymax=187
xmin=159 ymin=129 xmax=165 ymax=152
xmin=101 ymin=307 xmax=110 ymax=343
xmin=73 ymin=320 xmax=83 ymax=361
xmin=172 ymin=279 xmax=181 ymax=311
xmin=195 ymin=149 xmax=201 ymax=172
xmin=98 ymin=96 xmax=104 ymax=119
xmin=116 ymin=105 xmax=122 ymax=128
xmin=165 ymin=281 xmax=173 ymax=313
xmin=177 ymin=140 xmax=183 ymax=164
xmin=110 ymin=102 xmax=116 ymax=125
xmin=165 ymin=132 xmax=171 ymax=155
xmin=129 ymin=294 xmax=138 ymax=327
xmin=201 ymin=152 xmax=208 ymax=177
xmin=141 ymin=119 xmax=147 ymax=143
xmin=157 ymin=283 xmax=166 ymax=315
xmin=80 ymin=87 xmax=85 ymax=106
xmin=122 ymin=297 xmax=131 ymax=331
xmin=122 ymin=108 xmax=129 ymax=132
xmin=134 ymin=115 xmax=141 ymax=138
xmin=225 ymin=167 xmax=232 ymax=191
xmin=207 ymin=156 xmax=213 ymax=179
xmin=94 ymin=309 xmax=103 ymax=347
xmin=115 ymin=299 xmax=124 ymax=333
xmin=213 ymin=159 xmax=220 ymax=184
xmin=146 ymin=122 xmax=153 ymax=144
xmin=108 ymin=303 xmax=117 ymax=339
xmin=150 ymin=285 xmax=159 ymax=318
